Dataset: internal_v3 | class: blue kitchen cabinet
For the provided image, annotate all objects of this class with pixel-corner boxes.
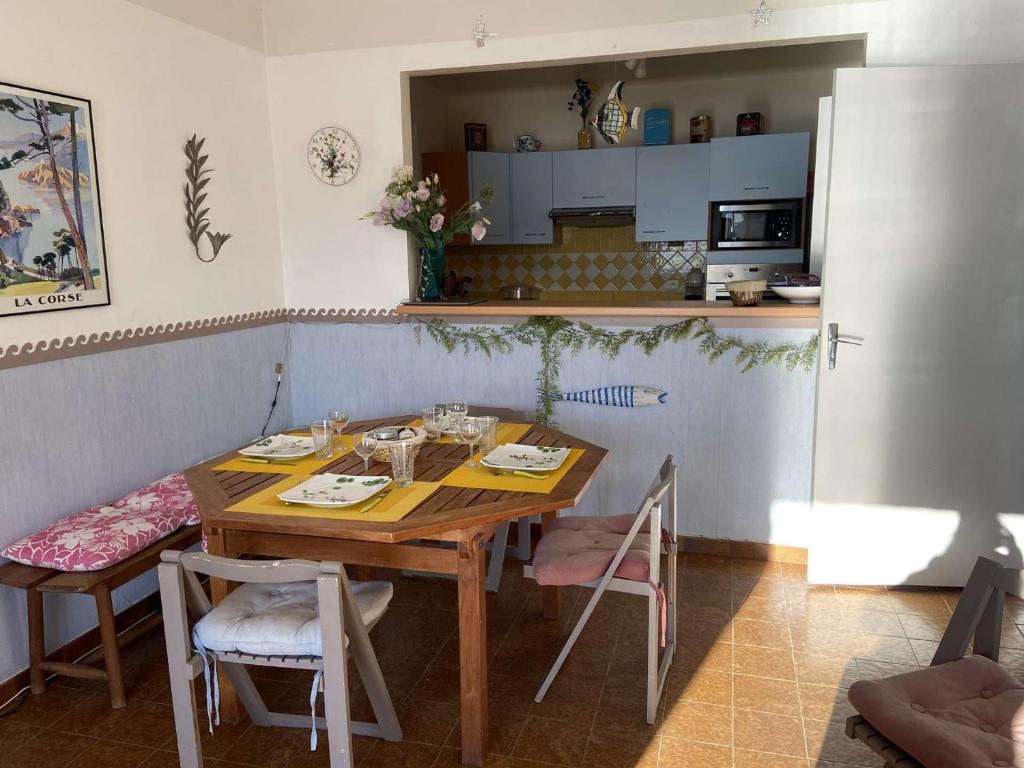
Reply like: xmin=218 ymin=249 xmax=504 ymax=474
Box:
xmin=552 ymin=147 xmax=637 ymax=209
xmin=708 ymin=133 xmax=810 ymax=201
xmin=635 ymin=144 xmax=710 ymax=242
xmin=510 ymin=151 xmax=553 ymax=244
xmin=469 ymin=151 xmax=510 ymax=244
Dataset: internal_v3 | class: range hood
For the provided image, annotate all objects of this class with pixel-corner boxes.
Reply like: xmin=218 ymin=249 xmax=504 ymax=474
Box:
xmin=548 ymin=206 xmax=635 ymax=228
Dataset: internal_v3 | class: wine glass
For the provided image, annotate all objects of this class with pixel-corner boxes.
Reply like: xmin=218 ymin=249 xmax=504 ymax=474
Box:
xmin=446 ymin=400 xmax=468 ymax=431
xmin=328 ymin=409 xmax=349 ymax=453
xmin=458 ymin=416 xmax=482 ymax=467
xmin=354 ymin=433 xmax=378 ymax=473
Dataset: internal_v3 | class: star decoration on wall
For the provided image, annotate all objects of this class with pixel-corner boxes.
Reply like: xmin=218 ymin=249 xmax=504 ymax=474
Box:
xmin=749 ymin=0 xmax=775 ymax=26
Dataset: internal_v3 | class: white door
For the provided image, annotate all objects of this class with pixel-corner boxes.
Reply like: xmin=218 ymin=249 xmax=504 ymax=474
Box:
xmin=810 ymin=65 xmax=1024 ymax=586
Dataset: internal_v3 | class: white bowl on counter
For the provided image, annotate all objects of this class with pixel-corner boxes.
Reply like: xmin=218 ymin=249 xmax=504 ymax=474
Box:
xmin=770 ymin=285 xmax=821 ymax=304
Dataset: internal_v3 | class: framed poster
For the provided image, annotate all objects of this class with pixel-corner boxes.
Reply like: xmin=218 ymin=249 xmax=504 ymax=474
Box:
xmin=0 ymin=81 xmax=109 ymax=318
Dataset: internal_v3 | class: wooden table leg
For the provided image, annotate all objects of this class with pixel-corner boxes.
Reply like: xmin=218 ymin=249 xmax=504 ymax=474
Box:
xmin=457 ymin=533 xmax=488 ymax=767
xmin=205 ymin=528 xmax=244 ymax=724
xmin=27 ymin=588 xmax=46 ymax=694
xmin=94 ymin=584 xmax=127 ymax=708
xmin=540 ymin=511 xmax=561 ymax=621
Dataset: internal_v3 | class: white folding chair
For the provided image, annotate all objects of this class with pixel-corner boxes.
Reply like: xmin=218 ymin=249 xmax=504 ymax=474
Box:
xmin=524 ymin=456 xmax=678 ymax=723
xmin=158 ymin=551 xmax=402 ymax=768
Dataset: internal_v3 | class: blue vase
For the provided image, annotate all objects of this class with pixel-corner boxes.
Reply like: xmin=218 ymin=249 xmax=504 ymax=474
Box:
xmin=418 ymin=245 xmax=445 ymax=301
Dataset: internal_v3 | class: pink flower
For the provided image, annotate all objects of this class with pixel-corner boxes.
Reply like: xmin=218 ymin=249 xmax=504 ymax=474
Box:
xmin=371 ymin=211 xmax=389 ymax=226
xmin=415 ymin=187 xmax=430 ymax=201
xmin=471 ymin=222 xmax=487 ymax=241
xmin=393 ymin=197 xmax=413 ymax=218
xmin=429 ymin=213 xmax=445 ymax=232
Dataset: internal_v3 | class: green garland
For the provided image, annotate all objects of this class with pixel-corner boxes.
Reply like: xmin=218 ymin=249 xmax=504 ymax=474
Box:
xmin=416 ymin=316 xmax=818 ymax=426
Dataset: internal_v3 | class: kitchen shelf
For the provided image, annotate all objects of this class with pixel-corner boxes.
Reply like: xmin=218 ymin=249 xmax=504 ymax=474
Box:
xmin=397 ymin=299 xmax=820 ymax=323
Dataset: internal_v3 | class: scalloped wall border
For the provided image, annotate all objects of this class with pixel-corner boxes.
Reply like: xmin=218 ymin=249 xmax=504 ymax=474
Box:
xmin=0 ymin=306 xmax=403 ymax=370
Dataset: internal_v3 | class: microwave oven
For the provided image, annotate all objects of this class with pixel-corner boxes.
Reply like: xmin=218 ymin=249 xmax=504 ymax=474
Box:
xmin=710 ymin=200 xmax=803 ymax=250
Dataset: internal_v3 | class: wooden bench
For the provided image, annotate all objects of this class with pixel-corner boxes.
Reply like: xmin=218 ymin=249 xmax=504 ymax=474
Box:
xmin=0 ymin=524 xmax=201 ymax=708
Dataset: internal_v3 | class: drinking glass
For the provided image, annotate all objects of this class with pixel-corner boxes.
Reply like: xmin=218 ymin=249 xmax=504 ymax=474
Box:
xmin=446 ymin=400 xmax=468 ymax=430
xmin=458 ymin=416 xmax=482 ymax=467
xmin=388 ymin=441 xmax=416 ymax=488
xmin=478 ymin=415 xmax=500 ymax=457
xmin=310 ymin=420 xmax=333 ymax=460
xmin=354 ymin=433 xmax=378 ymax=472
xmin=328 ymin=409 xmax=349 ymax=453
xmin=421 ymin=406 xmax=443 ymax=440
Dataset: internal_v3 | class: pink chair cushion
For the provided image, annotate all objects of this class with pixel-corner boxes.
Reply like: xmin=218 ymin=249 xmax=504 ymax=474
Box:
xmin=1 ymin=473 xmax=200 ymax=572
xmin=532 ymin=515 xmax=652 ymax=586
xmin=848 ymin=655 xmax=1024 ymax=768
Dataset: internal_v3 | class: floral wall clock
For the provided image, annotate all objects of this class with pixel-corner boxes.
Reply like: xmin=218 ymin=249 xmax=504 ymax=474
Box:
xmin=307 ymin=127 xmax=359 ymax=185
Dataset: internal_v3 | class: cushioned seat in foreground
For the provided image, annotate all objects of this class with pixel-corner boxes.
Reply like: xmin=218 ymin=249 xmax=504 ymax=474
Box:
xmin=847 ymin=655 xmax=1024 ymax=768
xmin=531 ymin=513 xmax=653 ymax=586
xmin=194 ymin=579 xmax=393 ymax=657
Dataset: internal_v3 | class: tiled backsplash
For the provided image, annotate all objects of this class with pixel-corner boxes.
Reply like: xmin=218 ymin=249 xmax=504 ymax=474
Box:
xmin=446 ymin=225 xmax=705 ymax=297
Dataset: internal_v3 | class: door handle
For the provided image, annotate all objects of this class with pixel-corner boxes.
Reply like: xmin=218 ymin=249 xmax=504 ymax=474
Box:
xmin=826 ymin=322 xmax=863 ymax=370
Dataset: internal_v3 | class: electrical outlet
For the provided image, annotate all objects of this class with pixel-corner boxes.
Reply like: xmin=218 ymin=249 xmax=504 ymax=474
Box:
xmin=274 ymin=363 xmax=284 ymax=375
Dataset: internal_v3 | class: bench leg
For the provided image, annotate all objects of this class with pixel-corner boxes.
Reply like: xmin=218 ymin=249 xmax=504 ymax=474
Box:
xmin=27 ymin=589 xmax=46 ymax=694
xmin=94 ymin=584 xmax=127 ymax=709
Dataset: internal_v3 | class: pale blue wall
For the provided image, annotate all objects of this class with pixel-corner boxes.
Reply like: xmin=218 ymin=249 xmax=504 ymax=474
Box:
xmin=0 ymin=324 xmax=291 ymax=683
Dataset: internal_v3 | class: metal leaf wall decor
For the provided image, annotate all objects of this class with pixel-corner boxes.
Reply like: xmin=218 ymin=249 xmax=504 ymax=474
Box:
xmin=184 ymin=134 xmax=232 ymax=263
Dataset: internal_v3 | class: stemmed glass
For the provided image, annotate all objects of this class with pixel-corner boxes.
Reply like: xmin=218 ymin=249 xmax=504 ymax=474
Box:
xmin=354 ymin=433 xmax=378 ymax=473
xmin=328 ymin=409 xmax=349 ymax=454
xmin=459 ymin=417 xmax=482 ymax=467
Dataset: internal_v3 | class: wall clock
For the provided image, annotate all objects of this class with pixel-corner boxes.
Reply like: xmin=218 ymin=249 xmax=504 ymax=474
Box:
xmin=307 ymin=127 xmax=359 ymax=186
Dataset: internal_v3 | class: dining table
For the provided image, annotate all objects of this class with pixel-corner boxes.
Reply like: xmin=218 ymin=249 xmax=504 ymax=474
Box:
xmin=184 ymin=410 xmax=607 ymax=767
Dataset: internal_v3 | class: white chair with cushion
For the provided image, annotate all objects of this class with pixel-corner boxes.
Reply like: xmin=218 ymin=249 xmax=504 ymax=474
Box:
xmin=158 ymin=551 xmax=402 ymax=768
xmin=524 ymin=455 xmax=678 ymax=724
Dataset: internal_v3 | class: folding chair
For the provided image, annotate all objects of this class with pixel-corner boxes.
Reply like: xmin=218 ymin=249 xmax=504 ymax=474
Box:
xmin=158 ymin=551 xmax=402 ymax=768
xmin=524 ymin=455 xmax=678 ymax=723
xmin=847 ymin=556 xmax=1024 ymax=768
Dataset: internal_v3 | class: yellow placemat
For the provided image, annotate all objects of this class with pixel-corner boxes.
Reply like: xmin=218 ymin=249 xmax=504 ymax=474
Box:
xmin=226 ymin=475 xmax=441 ymax=522
xmin=440 ymin=448 xmax=585 ymax=493
xmin=408 ymin=420 xmax=532 ymax=446
xmin=214 ymin=434 xmax=353 ymax=475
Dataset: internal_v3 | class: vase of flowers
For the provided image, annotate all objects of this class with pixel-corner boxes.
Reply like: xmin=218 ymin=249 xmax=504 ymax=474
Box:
xmin=568 ymin=79 xmax=594 ymax=149
xmin=365 ymin=166 xmax=493 ymax=301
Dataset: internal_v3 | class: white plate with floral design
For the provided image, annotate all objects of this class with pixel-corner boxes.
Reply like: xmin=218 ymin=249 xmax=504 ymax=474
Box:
xmin=277 ymin=474 xmax=392 ymax=508
xmin=480 ymin=444 xmax=570 ymax=472
xmin=239 ymin=434 xmax=316 ymax=460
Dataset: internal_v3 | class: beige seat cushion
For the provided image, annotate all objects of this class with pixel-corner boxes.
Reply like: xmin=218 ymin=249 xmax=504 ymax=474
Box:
xmin=848 ymin=655 xmax=1024 ymax=768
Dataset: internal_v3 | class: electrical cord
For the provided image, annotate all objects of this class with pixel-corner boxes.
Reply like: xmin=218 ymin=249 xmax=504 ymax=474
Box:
xmin=260 ymin=323 xmax=291 ymax=436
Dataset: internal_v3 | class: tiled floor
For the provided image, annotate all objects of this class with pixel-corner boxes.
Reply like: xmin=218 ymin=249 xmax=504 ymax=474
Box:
xmin=2 ymin=553 xmax=1016 ymax=768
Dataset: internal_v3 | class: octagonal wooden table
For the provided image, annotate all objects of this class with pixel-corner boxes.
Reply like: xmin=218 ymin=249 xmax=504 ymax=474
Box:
xmin=185 ymin=413 xmax=607 ymax=766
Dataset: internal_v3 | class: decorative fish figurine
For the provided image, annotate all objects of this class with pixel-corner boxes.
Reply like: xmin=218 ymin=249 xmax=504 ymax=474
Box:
xmin=550 ymin=386 xmax=667 ymax=407
xmin=590 ymin=81 xmax=640 ymax=145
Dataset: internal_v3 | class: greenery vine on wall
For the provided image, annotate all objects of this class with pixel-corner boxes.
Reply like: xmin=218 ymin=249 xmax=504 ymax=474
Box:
xmin=417 ymin=316 xmax=819 ymax=426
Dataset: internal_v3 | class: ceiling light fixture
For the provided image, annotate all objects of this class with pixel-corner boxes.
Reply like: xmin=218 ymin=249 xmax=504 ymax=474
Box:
xmin=474 ymin=15 xmax=497 ymax=47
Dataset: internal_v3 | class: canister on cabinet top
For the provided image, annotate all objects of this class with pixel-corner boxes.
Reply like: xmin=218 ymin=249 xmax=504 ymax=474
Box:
xmin=737 ymin=112 xmax=764 ymax=136
xmin=689 ymin=115 xmax=712 ymax=144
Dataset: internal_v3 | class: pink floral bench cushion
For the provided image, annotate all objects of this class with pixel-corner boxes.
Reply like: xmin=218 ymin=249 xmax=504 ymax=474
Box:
xmin=1 ymin=473 xmax=200 ymax=572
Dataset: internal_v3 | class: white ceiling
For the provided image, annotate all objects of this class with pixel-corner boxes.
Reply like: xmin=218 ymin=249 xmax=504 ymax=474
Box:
xmin=123 ymin=0 xmax=266 ymax=51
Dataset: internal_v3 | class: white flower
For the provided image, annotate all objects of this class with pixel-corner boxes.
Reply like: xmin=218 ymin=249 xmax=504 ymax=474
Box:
xmin=112 ymin=518 xmax=158 ymax=536
xmin=55 ymin=529 xmax=98 ymax=549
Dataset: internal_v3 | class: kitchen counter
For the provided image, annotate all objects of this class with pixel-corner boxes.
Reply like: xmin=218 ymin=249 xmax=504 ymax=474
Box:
xmin=397 ymin=299 xmax=820 ymax=327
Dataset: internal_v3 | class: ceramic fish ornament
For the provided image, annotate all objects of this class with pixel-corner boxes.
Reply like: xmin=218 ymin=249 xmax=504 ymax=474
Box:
xmin=590 ymin=81 xmax=640 ymax=144
xmin=550 ymin=386 xmax=667 ymax=407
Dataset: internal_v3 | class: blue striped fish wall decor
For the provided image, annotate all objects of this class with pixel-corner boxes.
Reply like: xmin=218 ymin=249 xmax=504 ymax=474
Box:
xmin=549 ymin=386 xmax=668 ymax=407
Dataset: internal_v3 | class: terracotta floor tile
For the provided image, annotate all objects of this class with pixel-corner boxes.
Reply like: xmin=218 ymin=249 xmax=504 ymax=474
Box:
xmin=854 ymin=659 xmax=918 ymax=681
xmin=412 ymin=665 xmax=463 ymax=705
xmin=102 ymin=701 xmax=177 ymax=748
xmin=797 ymin=683 xmax=855 ymax=723
xmin=834 ymin=588 xmax=894 ymax=613
xmin=3 ymin=686 xmax=93 ymax=728
xmin=666 ymin=668 xmax=732 ymax=707
xmin=733 ymin=675 xmax=801 ymax=717
xmin=511 ymin=716 xmax=589 ymax=766
xmin=432 ymin=746 xmax=510 ymax=767
xmin=68 ymin=739 xmax=155 ymax=768
xmin=852 ymin=634 xmax=917 ymax=666
xmin=529 ymin=672 xmax=603 ymax=722
xmin=19 ymin=729 xmax=99 ymax=768
xmin=850 ymin=610 xmax=905 ymax=637
xmin=734 ymin=749 xmax=810 ymax=768
xmin=885 ymin=587 xmax=950 ymax=617
xmin=896 ymin=613 xmax=947 ymax=642
xmin=660 ymin=701 xmax=732 ymax=746
xmin=732 ymin=645 xmax=796 ymax=680
xmin=908 ymin=638 xmax=940 ymax=666
xmin=222 ymin=723 xmax=312 ymax=768
xmin=732 ymin=619 xmax=791 ymax=650
xmin=733 ymin=709 xmax=805 ymax=757
xmin=793 ymin=654 xmax=859 ymax=689
xmin=361 ymin=739 xmax=441 ymax=768
xmin=803 ymin=718 xmax=883 ymax=767
xmin=658 ymin=738 xmax=731 ymax=768
xmin=0 ymin=720 xmax=44 ymax=751
xmin=396 ymin=698 xmax=459 ymax=745
xmin=581 ymin=725 xmax=659 ymax=767
xmin=734 ymin=597 xmax=789 ymax=623
xmin=675 ymin=641 xmax=732 ymax=674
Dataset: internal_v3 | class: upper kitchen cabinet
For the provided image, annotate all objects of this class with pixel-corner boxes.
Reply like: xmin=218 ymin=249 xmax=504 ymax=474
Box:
xmin=510 ymin=152 xmax=553 ymax=244
xmin=552 ymin=147 xmax=637 ymax=209
xmin=469 ymin=151 xmax=510 ymax=244
xmin=635 ymin=144 xmax=710 ymax=242
xmin=708 ymin=132 xmax=810 ymax=201
xmin=421 ymin=151 xmax=510 ymax=245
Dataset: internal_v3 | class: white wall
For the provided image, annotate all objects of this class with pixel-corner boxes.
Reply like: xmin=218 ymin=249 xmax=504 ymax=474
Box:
xmin=2 ymin=0 xmax=284 ymax=352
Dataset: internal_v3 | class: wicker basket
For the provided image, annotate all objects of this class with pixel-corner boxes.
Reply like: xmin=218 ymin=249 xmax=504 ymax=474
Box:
xmin=727 ymin=279 xmax=767 ymax=307
xmin=371 ymin=426 xmax=428 ymax=463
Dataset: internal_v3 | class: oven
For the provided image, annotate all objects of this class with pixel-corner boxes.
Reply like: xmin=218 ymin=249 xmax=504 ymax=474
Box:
xmin=710 ymin=200 xmax=803 ymax=251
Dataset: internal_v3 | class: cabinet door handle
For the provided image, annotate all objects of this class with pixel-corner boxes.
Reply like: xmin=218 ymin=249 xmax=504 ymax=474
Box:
xmin=581 ymin=195 xmax=605 ymax=200
xmin=743 ymin=186 xmax=770 ymax=191
xmin=642 ymin=229 xmax=666 ymax=234
xmin=524 ymin=233 xmax=545 ymax=237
